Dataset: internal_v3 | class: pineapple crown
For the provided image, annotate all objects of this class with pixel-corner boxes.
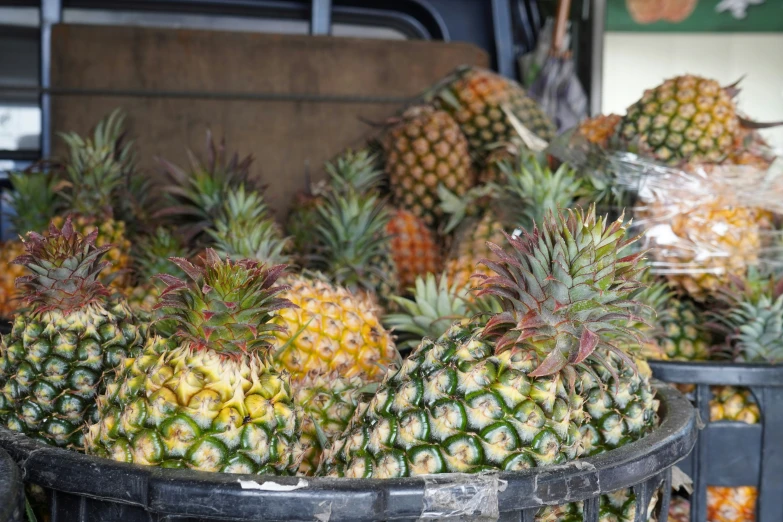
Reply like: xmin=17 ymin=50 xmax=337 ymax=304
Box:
xmin=712 ymin=269 xmax=783 ymax=363
xmin=6 ymin=169 xmax=61 ymax=234
xmin=312 ymin=190 xmax=392 ymax=292
xmin=57 ymin=108 xmax=134 ymax=218
xmin=208 ymin=185 xmax=291 ymax=266
xmin=325 ymin=149 xmax=385 ymax=195
xmin=502 ymin=156 xmax=583 ymax=231
xmin=156 ymin=130 xmax=254 ymax=243
xmin=476 ymin=205 xmax=646 ymax=377
xmin=13 ymin=217 xmax=111 ymax=314
xmin=132 ymin=226 xmax=192 ymax=280
xmin=156 ymin=249 xmax=293 ymax=359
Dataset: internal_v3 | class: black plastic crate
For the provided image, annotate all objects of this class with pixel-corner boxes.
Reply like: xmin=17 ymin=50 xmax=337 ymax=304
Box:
xmin=649 ymin=360 xmax=783 ymax=521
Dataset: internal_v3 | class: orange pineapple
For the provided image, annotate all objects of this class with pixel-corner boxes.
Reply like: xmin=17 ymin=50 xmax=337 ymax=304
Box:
xmin=385 ymin=209 xmax=441 ymax=289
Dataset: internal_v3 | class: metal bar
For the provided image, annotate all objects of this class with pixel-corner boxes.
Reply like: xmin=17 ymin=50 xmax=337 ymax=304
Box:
xmin=0 ymin=85 xmax=412 ymax=104
xmin=589 ymin=0 xmax=605 ymax=115
xmin=757 ymin=386 xmax=783 ymax=521
xmin=0 ymin=150 xmax=40 ymax=162
xmin=309 ymin=0 xmax=332 ymax=35
xmin=40 ymin=0 xmax=62 ymax=158
xmin=690 ymin=384 xmax=710 ymax=522
xmin=491 ymin=0 xmax=516 ymax=78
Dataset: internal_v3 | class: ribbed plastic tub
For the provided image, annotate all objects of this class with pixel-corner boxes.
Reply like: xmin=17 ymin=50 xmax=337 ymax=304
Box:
xmin=0 ymin=384 xmax=695 ymax=522
xmin=0 ymin=447 xmax=24 ymax=522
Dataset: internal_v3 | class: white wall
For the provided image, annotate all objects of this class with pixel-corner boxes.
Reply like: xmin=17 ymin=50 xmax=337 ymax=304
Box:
xmin=602 ymin=32 xmax=783 ymax=151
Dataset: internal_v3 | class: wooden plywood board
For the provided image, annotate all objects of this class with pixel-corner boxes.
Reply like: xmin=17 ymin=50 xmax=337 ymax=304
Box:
xmin=50 ymin=24 xmax=489 ymax=218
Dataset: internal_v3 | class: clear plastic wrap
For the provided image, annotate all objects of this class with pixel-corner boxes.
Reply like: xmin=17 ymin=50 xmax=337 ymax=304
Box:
xmin=550 ymin=129 xmax=783 ymax=301
xmin=419 ymin=472 xmax=507 ymax=521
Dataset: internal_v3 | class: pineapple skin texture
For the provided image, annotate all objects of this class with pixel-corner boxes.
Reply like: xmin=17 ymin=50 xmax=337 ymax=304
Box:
xmin=577 ymin=114 xmax=622 ymax=149
xmin=0 ymin=302 xmax=145 ymax=449
xmin=87 ymin=336 xmax=303 ymax=475
xmin=659 ymin=297 xmax=712 ymax=360
xmin=386 ymin=209 xmax=441 ymax=290
xmin=618 ymin=75 xmax=739 ymax=164
xmin=294 ymin=372 xmax=366 ymax=475
xmin=318 ymin=321 xmax=656 ymax=478
xmin=0 ymin=241 xmax=26 ymax=319
xmin=273 ymin=275 xmax=397 ymax=381
xmin=384 ymin=106 xmax=476 ymax=228
xmin=434 ymin=67 xmax=556 ymax=156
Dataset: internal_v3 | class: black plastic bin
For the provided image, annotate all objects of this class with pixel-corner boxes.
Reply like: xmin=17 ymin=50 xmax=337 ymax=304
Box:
xmin=0 ymin=447 xmax=24 ymax=522
xmin=649 ymin=360 xmax=783 ymax=522
xmin=0 ymin=384 xmax=695 ymax=522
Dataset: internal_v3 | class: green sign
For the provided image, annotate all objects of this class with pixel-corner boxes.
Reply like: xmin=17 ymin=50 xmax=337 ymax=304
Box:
xmin=607 ymin=0 xmax=783 ymax=32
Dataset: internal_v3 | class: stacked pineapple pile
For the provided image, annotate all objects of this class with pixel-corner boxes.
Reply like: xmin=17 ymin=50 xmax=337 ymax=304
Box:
xmin=568 ymin=74 xmax=783 ymax=522
xmin=1 ymin=66 xmax=778 ymax=522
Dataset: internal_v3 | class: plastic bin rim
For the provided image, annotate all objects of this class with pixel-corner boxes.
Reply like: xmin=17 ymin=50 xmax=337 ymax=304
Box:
xmin=0 ymin=384 xmax=696 ymax=518
xmin=648 ymin=359 xmax=783 ymax=386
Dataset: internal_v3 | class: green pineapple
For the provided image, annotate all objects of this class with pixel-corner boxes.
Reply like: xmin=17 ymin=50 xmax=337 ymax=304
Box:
xmin=0 ymin=218 xmax=145 ymax=449
xmin=318 ymin=206 xmax=657 ymax=478
xmin=86 ymin=250 xmax=304 ymax=474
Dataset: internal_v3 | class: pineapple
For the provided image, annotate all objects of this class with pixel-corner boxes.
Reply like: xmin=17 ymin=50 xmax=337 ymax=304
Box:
xmin=641 ymin=166 xmax=773 ymax=302
xmin=87 ymin=250 xmax=303 ymax=474
xmin=426 ymin=65 xmax=556 ymax=160
xmin=205 ymin=185 xmax=399 ymax=383
xmin=293 ymin=371 xmax=370 ymax=475
xmin=383 ymin=105 xmax=476 ymax=227
xmin=444 ymin=211 xmax=507 ymax=298
xmin=708 ymin=487 xmax=757 ymax=522
xmin=0 ymin=218 xmax=145 ymax=449
xmin=386 ymin=209 xmax=441 ymax=290
xmin=0 ymin=170 xmax=60 ymax=319
xmin=157 ymin=131 xmax=254 ymax=244
xmin=54 ymin=109 xmax=134 ymax=288
xmin=577 ymin=114 xmax=622 ymax=148
xmin=658 ymin=296 xmax=712 ymax=361
xmin=618 ymin=75 xmax=742 ymax=164
xmin=208 ymin=187 xmax=399 ymax=471
xmin=319 ymin=206 xmax=658 ymax=478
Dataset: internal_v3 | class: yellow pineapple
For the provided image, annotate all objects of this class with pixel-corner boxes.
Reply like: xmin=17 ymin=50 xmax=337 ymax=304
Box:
xmin=708 ymin=487 xmax=757 ymax=522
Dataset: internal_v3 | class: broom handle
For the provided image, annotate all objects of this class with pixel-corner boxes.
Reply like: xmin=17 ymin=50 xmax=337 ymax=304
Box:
xmin=553 ymin=0 xmax=572 ymax=55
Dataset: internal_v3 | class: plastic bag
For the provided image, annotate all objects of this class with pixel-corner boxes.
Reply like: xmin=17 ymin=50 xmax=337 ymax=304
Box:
xmin=419 ymin=472 xmax=507 ymax=521
xmin=550 ymin=130 xmax=783 ymax=301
